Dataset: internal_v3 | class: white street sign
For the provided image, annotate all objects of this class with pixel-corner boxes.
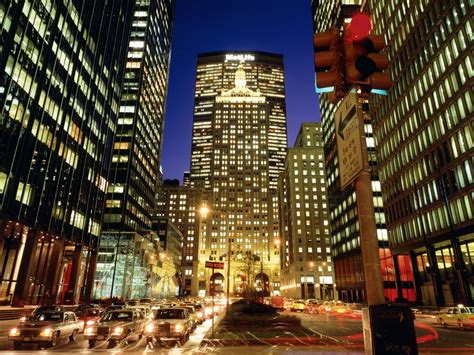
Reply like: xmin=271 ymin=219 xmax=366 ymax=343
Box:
xmin=336 ymin=91 xmax=364 ymax=190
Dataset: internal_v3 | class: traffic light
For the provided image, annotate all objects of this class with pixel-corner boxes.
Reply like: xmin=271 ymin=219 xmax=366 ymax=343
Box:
xmin=343 ymin=13 xmax=391 ymax=94
xmin=313 ymin=27 xmax=343 ymax=96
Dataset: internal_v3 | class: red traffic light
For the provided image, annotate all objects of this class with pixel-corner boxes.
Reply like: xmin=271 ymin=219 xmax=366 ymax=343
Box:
xmin=347 ymin=13 xmax=372 ymax=41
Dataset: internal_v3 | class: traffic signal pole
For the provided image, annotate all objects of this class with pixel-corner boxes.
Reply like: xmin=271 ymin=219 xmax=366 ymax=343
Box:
xmin=355 ymin=144 xmax=386 ymax=306
xmin=314 ymin=13 xmax=418 ymax=354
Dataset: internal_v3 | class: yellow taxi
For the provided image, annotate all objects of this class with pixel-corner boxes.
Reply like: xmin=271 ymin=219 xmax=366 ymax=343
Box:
xmin=437 ymin=305 xmax=474 ymax=329
xmin=290 ymin=300 xmax=306 ymax=312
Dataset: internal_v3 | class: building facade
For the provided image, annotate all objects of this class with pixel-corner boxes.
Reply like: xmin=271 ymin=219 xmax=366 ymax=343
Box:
xmin=0 ymin=0 xmax=133 ymax=305
xmin=368 ymin=0 xmax=473 ymax=306
xmin=154 ymin=218 xmax=183 ymax=298
xmin=189 ymin=53 xmax=288 ymax=297
xmin=311 ymin=1 xmax=400 ymax=303
xmin=279 ymin=123 xmax=335 ymax=300
xmin=96 ymin=0 xmax=175 ymax=299
xmin=162 ymin=180 xmax=208 ymax=296
xmin=190 ymin=52 xmax=287 ymax=190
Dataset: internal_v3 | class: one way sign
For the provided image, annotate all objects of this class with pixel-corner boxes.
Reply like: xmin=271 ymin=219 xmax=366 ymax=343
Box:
xmin=335 ymin=91 xmax=364 ymax=190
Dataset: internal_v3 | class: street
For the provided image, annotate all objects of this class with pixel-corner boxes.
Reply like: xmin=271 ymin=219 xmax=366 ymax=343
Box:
xmin=293 ymin=311 xmax=474 ymax=353
xmin=1 ymin=311 xmax=473 ymax=354
xmin=0 ymin=316 xmax=214 ymax=354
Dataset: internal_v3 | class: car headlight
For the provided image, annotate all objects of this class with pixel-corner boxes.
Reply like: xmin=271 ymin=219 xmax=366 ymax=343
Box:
xmin=86 ymin=320 xmax=95 ymax=326
xmin=174 ymin=324 xmax=183 ymax=332
xmin=85 ymin=327 xmax=96 ymax=335
xmin=20 ymin=316 xmax=27 ymax=322
xmin=145 ymin=324 xmax=155 ymax=333
xmin=40 ymin=328 xmax=53 ymax=337
xmin=112 ymin=326 xmax=124 ymax=336
xmin=9 ymin=328 xmax=20 ymax=336
xmin=197 ymin=311 xmax=203 ymax=318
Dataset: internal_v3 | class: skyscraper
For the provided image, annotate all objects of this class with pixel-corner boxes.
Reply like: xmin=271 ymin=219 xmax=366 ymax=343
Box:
xmin=0 ymin=0 xmax=133 ymax=305
xmin=190 ymin=52 xmax=287 ymax=190
xmin=96 ymin=0 xmax=175 ymax=299
xmin=311 ymin=1 xmax=397 ymax=303
xmin=189 ymin=52 xmax=288 ymax=296
xmin=278 ymin=123 xmax=335 ymax=299
xmin=367 ymin=0 xmax=473 ymax=306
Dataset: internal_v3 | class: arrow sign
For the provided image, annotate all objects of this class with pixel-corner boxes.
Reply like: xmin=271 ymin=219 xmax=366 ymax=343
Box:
xmin=337 ymin=105 xmax=357 ymax=140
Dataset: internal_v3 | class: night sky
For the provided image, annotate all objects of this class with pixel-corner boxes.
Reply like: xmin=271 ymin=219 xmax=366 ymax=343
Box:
xmin=162 ymin=0 xmax=320 ymax=181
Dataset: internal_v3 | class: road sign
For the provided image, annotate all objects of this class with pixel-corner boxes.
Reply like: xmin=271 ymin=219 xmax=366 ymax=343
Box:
xmin=205 ymin=261 xmax=224 ymax=269
xmin=335 ymin=91 xmax=364 ymax=189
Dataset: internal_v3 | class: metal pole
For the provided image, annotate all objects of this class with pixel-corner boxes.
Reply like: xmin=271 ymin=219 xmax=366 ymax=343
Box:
xmin=211 ymin=267 xmax=215 ymax=338
xmin=226 ymin=237 xmax=231 ymax=312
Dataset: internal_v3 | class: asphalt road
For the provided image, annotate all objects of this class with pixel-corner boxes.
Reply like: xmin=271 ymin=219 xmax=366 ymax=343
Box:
xmin=290 ymin=311 xmax=474 ymax=353
xmin=0 ymin=317 xmax=215 ymax=354
xmin=0 ymin=312 xmax=473 ymax=354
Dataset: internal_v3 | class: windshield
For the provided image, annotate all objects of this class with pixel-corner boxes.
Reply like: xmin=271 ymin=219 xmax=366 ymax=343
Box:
xmin=101 ymin=311 xmax=133 ymax=322
xmin=155 ymin=309 xmax=185 ymax=320
xmin=34 ymin=312 xmax=63 ymax=322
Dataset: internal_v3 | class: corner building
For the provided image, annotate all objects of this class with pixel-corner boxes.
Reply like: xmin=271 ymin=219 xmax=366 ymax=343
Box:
xmin=96 ymin=0 xmax=175 ymax=299
xmin=368 ymin=0 xmax=473 ymax=306
xmin=0 ymin=0 xmax=133 ymax=305
xmin=189 ymin=52 xmax=288 ymax=296
xmin=311 ymin=1 xmax=400 ymax=303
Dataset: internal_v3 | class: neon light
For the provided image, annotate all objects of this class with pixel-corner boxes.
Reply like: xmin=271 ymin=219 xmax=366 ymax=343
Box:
xmin=225 ymin=54 xmax=255 ymax=61
xmin=371 ymin=89 xmax=388 ymax=95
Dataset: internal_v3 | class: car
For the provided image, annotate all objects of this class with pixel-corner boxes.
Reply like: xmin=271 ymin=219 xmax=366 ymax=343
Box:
xmin=193 ymin=304 xmax=205 ymax=324
xmin=75 ymin=304 xmax=101 ymax=314
xmin=304 ymin=299 xmax=322 ymax=314
xmin=105 ymin=304 xmax=126 ymax=312
xmin=270 ymin=296 xmax=285 ymax=310
xmin=437 ymin=305 xmax=474 ymax=329
xmin=283 ymin=298 xmax=293 ymax=311
xmin=144 ymin=307 xmax=192 ymax=345
xmin=76 ymin=308 xmax=103 ymax=328
xmin=128 ymin=306 xmax=154 ymax=320
xmin=83 ymin=309 xmax=146 ymax=349
xmin=331 ymin=302 xmax=350 ymax=314
xmin=9 ymin=311 xmax=83 ymax=349
xmin=179 ymin=305 xmax=198 ymax=330
xmin=20 ymin=305 xmax=65 ymax=323
xmin=290 ymin=300 xmax=306 ymax=312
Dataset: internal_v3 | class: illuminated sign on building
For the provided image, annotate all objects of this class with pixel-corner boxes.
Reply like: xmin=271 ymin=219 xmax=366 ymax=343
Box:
xmin=225 ymin=54 xmax=255 ymax=61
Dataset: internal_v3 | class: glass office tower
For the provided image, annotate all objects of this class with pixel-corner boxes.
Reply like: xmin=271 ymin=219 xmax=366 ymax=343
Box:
xmin=96 ymin=0 xmax=175 ymax=299
xmin=368 ymin=0 xmax=473 ymax=306
xmin=0 ymin=0 xmax=133 ymax=305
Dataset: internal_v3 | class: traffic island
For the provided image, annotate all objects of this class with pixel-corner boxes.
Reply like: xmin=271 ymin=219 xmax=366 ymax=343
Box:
xmin=200 ymin=301 xmax=336 ymax=347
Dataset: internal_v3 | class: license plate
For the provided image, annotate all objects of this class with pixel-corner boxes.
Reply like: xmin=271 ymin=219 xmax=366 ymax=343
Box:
xmin=24 ymin=337 xmax=31 ymax=341
xmin=96 ymin=336 xmax=105 ymax=340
